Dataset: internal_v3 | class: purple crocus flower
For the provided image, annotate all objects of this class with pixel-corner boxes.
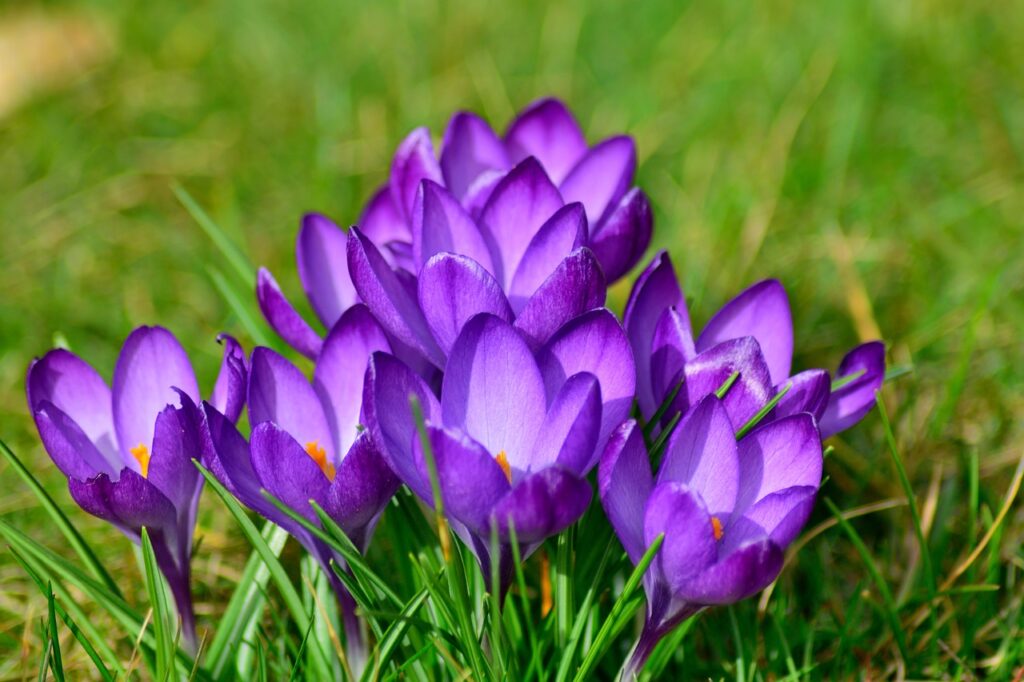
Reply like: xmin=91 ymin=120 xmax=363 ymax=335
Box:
xmin=364 ymin=98 xmax=652 ymax=282
xmin=203 ymin=305 xmax=399 ymax=666
xmin=600 ymin=396 xmax=823 ymax=677
xmin=363 ymin=311 xmax=635 ymax=583
xmin=624 ymin=251 xmax=886 ymax=438
xmin=258 ymin=99 xmax=652 ymax=360
xmin=26 ymin=327 xmax=247 ymax=648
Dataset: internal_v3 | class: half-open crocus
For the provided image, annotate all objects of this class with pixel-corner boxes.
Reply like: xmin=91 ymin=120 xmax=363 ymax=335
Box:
xmin=600 ymin=395 xmax=823 ymax=678
xmin=26 ymin=327 xmax=246 ymax=648
xmin=364 ymin=311 xmax=635 ymax=585
xmin=203 ymin=305 xmax=398 ymax=667
xmin=361 ymin=97 xmax=651 ymax=282
xmin=624 ymin=250 xmax=886 ymax=438
xmin=348 ymin=162 xmax=616 ymax=371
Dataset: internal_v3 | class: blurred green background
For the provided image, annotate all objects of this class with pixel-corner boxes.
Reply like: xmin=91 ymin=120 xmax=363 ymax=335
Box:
xmin=1 ymin=0 xmax=1022 ymax=676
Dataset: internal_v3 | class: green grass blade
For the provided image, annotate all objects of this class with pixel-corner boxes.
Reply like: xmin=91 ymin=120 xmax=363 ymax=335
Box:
xmin=173 ymin=183 xmax=254 ymax=285
xmin=876 ymin=398 xmax=937 ymax=597
xmin=735 ymin=382 xmax=791 ymax=439
xmin=554 ymin=542 xmax=614 ymax=682
xmin=0 ymin=439 xmax=121 ymax=596
xmin=554 ymin=529 xmax=572 ymax=650
xmin=141 ymin=528 xmax=174 ymax=680
xmin=46 ymin=582 xmax=66 ymax=682
xmin=572 ymin=535 xmax=664 ymax=682
xmin=364 ymin=586 xmax=430 ymax=682
xmin=9 ymin=549 xmax=117 ymax=681
xmin=823 ymin=497 xmax=909 ymax=664
xmin=193 ymin=459 xmax=332 ymax=677
xmin=206 ymin=522 xmax=289 ymax=679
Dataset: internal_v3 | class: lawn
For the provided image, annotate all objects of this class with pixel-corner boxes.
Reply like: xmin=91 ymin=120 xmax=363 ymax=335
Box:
xmin=1 ymin=0 xmax=1022 ymax=678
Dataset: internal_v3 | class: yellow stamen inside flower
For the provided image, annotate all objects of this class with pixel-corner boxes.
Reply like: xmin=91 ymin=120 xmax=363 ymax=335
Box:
xmin=495 ymin=450 xmax=512 ymax=483
xmin=305 ymin=441 xmax=336 ymax=481
xmin=711 ymin=516 xmax=724 ymax=542
xmin=130 ymin=443 xmax=150 ymax=478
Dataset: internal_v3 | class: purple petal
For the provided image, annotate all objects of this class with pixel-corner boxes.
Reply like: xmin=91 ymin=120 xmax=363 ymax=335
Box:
xmin=513 ymin=247 xmax=606 ymax=350
xmin=412 ymin=180 xmax=495 ymax=274
xmin=623 ymin=252 xmax=691 ymax=417
xmin=560 ymin=136 xmax=636 ymax=225
xmin=440 ymin=111 xmax=510 ymax=200
xmin=441 ymin=314 xmax=546 ymax=473
xmin=362 ymin=352 xmax=441 ymax=500
xmin=598 ymin=420 xmax=653 ymax=564
xmin=413 ymin=425 xmax=510 ymax=533
xmin=248 ymin=347 xmax=333 ymax=463
xmin=347 ymin=227 xmax=444 ymax=368
xmin=33 ymin=402 xmax=118 ymax=480
xmin=478 ymin=157 xmax=564 ymax=289
xmin=390 ymin=127 xmax=443 ymax=221
xmin=113 ymin=326 xmax=200 ymax=467
xmin=649 ymin=307 xmax=696 ymax=409
xmin=69 ymin=469 xmax=178 ymax=541
xmin=251 ymin=422 xmax=332 ymax=523
xmin=819 ymin=341 xmax=886 ymax=438
xmin=313 ymin=305 xmax=390 ymax=455
xmin=643 ymin=482 xmax=717 ymax=591
xmin=531 ymin=372 xmax=602 ymax=476
xmin=727 ymin=486 xmax=817 ymax=551
xmin=418 ymin=253 xmax=513 ymax=355
xmin=682 ymin=337 xmax=773 ymax=429
xmin=27 ymin=349 xmax=119 ymax=468
xmin=697 ymin=280 xmax=793 ymax=385
xmin=202 ymin=403 xmax=276 ymax=518
xmin=209 ymin=334 xmax=247 ymax=423
xmin=359 ymin=185 xmax=409 ymax=246
xmin=658 ymin=396 xmax=739 ymax=516
xmin=146 ymin=395 xmax=203 ymax=516
xmin=462 ymin=169 xmax=505 ymax=219
xmin=256 ymin=268 xmax=324 ymax=360
xmin=508 ymin=202 xmax=587 ymax=311
xmin=588 ymin=188 xmax=652 ymax=283
xmin=323 ymin=431 xmax=399 ymax=550
xmin=537 ymin=308 xmax=636 ymax=464
xmin=734 ymin=413 xmax=822 ymax=517
xmin=493 ymin=468 xmax=592 ymax=543
xmin=297 ymin=213 xmax=358 ymax=328
xmin=774 ymin=369 xmax=830 ymax=421
xmin=504 ymin=98 xmax=587 ymax=184
xmin=673 ymin=539 xmax=783 ymax=605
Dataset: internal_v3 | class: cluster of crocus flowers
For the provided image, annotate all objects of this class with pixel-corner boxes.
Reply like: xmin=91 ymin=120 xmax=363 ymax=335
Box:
xmin=25 ymin=97 xmax=886 ymax=676
xmin=26 ymin=327 xmax=247 ymax=649
xmin=257 ymin=98 xmax=650 ymax=362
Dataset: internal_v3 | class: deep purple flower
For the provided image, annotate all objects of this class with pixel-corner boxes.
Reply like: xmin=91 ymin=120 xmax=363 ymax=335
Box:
xmin=203 ymin=305 xmax=399 ymax=664
xmin=363 ymin=311 xmax=634 ymax=581
xmin=258 ymin=99 xmax=651 ymax=360
xmin=624 ymin=251 xmax=886 ymax=438
xmin=26 ymin=327 xmax=247 ymax=648
xmin=600 ymin=396 xmax=822 ymax=677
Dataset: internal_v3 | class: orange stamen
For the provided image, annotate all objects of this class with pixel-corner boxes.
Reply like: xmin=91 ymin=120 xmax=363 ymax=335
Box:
xmin=540 ymin=550 xmax=553 ymax=617
xmin=130 ymin=443 xmax=150 ymax=478
xmin=495 ymin=450 xmax=512 ymax=482
xmin=304 ymin=441 xmax=336 ymax=481
xmin=711 ymin=516 xmax=724 ymax=541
